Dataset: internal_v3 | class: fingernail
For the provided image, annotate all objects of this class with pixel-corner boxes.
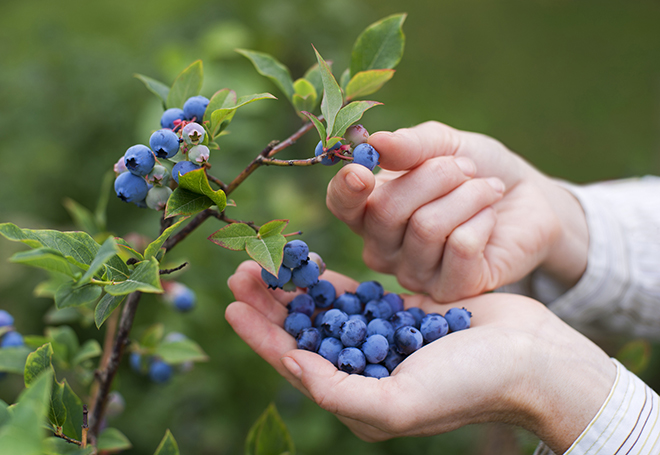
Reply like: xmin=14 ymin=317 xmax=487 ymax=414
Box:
xmin=485 ymin=177 xmax=505 ymax=193
xmin=454 ymin=157 xmax=476 ymax=176
xmin=281 ymin=356 xmax=302 ymax=379
xmin=345 ymin=170 xmax=366 ymax=192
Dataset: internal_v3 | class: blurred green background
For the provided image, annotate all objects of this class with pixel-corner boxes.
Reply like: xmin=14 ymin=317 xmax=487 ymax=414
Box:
xmin=1 ymin=0 xmax=659 ymax=453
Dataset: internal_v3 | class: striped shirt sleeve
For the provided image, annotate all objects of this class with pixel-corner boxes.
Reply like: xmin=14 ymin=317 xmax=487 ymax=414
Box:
xmin=534 ymin=359 xmax=660 ymax=455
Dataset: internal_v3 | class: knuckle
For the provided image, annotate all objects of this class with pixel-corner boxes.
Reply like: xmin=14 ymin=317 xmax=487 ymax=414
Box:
xmin=446 ymin=227 xmax=483 ymax=260
xmin=408 ymin=209 xmax=446 ymax=244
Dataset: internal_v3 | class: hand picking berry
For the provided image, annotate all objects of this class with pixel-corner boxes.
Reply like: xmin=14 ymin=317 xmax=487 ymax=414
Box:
xmin=352 ymin=143 xmax=379 ymax=170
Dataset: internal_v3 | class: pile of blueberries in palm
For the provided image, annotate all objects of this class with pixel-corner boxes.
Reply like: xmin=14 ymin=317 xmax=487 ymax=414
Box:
xmin=262 ymin=241 xmax=472 ymax=378
xmin=113 ymin=96 xmax=211 ymax=210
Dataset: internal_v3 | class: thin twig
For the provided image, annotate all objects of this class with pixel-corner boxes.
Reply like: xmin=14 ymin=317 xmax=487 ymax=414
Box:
xmin=53 ymin=431 xmax=82 ymax=446
xmin=82 ymin=405 xmax=88 ymax=448
xmin=162 ymin=209 xmax=214 ymax=252
xmin=88 ymin=309 xmax=119 ymax=417
xmin=159 ymin=262 xmax=189 ymax=275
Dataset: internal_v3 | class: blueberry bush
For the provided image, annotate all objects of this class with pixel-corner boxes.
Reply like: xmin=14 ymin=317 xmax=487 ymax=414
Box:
xmin=0 ymin=14 xmax=406 ymax=455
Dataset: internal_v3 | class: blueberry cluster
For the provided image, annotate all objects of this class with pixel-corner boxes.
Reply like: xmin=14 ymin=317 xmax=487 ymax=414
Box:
xmin=129 ymin=332 xmax=191 ymax=384
xmin=314 ymin=124 xmax=380 ymax=171
xmin=260 ymin=240 xmax=326 ymax=291
xmin=162 ymin=281 xmax=196 ymax=312
xmin=0 ymin=310 xmax=25 ymax=381
xmin=282 ymin=281 xmax=472 ymax=378
xmin=113 ymin=95 xmax=213 ymax=210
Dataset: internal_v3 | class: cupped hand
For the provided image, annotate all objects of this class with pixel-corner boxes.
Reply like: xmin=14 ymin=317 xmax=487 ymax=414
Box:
xmin=327 ymin=121 xmax=589 ymax=301
xmin=225 ymin=261 xmax=614 ymax=454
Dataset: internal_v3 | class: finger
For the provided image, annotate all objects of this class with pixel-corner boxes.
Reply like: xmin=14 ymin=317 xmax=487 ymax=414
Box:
xmin=335 ymin=415 xmax=393 ymax=442
xmin=326 ymin=164 xmax=376 ymax=233
xmin=368 ymin=121 xmax=463 ymax=171
xmin=432 ymin=206 xmax=499 ymax=301
xmin=394 ymin=177 xmax=505 ymax=292
xmin=360 ymin=156 xmax=477 ymax=270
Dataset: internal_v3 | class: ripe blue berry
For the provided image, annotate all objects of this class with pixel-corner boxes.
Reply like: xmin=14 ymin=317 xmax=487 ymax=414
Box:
xmin=261 ymin=265 xmax=292 ymax=290
xmin=1 ymin=332 xmax=24 ymax=348
xmin=284 ymin=312 xmax=312 ymax=338
xmin=287 ymin=294 xmax=315 ymax=317
xmin=445 ymin=307 xmax=472 ymax=332
xmin=337 ymin=347 xmax=366 ymax=374
xmin=367 ymin=318 xmax=395 ymax=344
xmin=348 ymin=314 xmax=368 ymax=325
xmin=394 ymin=326 xmax=423 ymax=355
xmin=318 ymin=337 xmax=344 ymax=367
xmin=124 ymin=145 xmax=156 ymax=177
xmin=129 ymin=352 xmax=144 ymax=373
xmin=376 ymin=299 xmax=394 ymax=320
xmin=291 ymin=261 xmax=319 ymax=288
xmin=390 ymin=311 xmax=417 ymax=331
xmin=362 ymin=300 xmax=382 ymax=321
xmin=149 ymin=129 xmax=180 ymax=159
xmin=183 ymin=95 xmax=210 ymax=123
xmin=182 ymin=122 xmax=205 ymax=145
xmin=382 ymin=346 xmax=406 ymax=373
xmin=169 ymin=283 xmax=196 ymax=312
xmin=339 ymin=318 xmax=367 ymax=347
xmin=361 ymin=334 xmax=389 ymax=363
xmin=364 ymin=363 xmax=389 ymax=379
xmin=333 ymin=293 xmax=362 ymax=315
xmin=296 ymin=327 xmax=322 ymax=352
xmin=114 ymin=172 xmax=149 ymax=203
xmin=320 ymin=309 xmax=349 ymax=339
xmin=282 ymin=240 xmax=309 ymax=269
xmin=314 ymin=140 xmax=341 ymax=166
xmin=146 ymin=186 xmax=172 ymax=211
xmin=420 ymin=314 xmax=449 ymax=343
xmin=345 ymin=124 xmax=369 ymax=146
xmin=161 ymin=108 xmax=185 ymax=129
xmin=149 ymin=359 xmax=173 ymax=384
xmin=0 ymin=310 xmax=14 ymax=327
xmin=355 ymin=281 xmax=384 ymax=304
xmin=307 ymin=280 xmax=336 ymax=309
xmin=406 ymin=307 xmax=426 ymax=328
xmin=353 ymin=143 xmax=379 ymax=171
xmin=382 ymin=293 xmax=404 ymax=313
xmin=171 ymin=161 xmax=201 ymax=184
xmin=313 ymin=310 xmax=328 ymax=329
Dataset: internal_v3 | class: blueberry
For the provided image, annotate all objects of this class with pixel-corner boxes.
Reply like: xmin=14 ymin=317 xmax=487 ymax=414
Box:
xmin=171 ymin=161 xmax=201 ymax=184
xmin=188 ymin=145 xmax=210 ymax=165
xmin=361 ymin=334 xmax=389 ymax=363
xmin=307 ymin=280 xmax=336 ymax=309
xmin=382 ymin=346 xmax=406 ymax=373
xmin=129 ymin=352 xmax=144 ymax=373
xmin=114 ymin=172 xmax=149 ymax=203
xmin=363 ymin=363 xmax=389 ymax=379
xmin=367 ymin=318 xmax=395 ymax=344
xmin=376 ymin=299 xmax=394 ymax=320
xmin=282 ymin=240 xmax=309 ymax=269
xmin=394 ymin=326 xmax=423 ymax=355
xmin=382 ymin=293 xmax=404 ymax=313
xmin=345 ymin=124 xmax=369 ymax=146
xmin=313 ymin=310 xmax=328 ymax=329
xmin=182 ymin=122 xmax=205 ymax=145
xmin=390 ymin=311 xmax=417 ymax=331
xmin=183 ymin=95 xmax=210 ymax=123
xmin=445 ymin=307 xmax=472 ymax=332
xmin=165 ymin=282 xmax=196 ymax=312
xmin=1 ymin=332 xmax=23 ymax=348
xmin=261 ymin=265 xmax=292 ymax=290
xmin=161 ymin=108 xmax=185 ymax=129
xmin=333 ymin=293 xmax=362 ymax=315
xmin=337 ymin=347 xmax=366 ymax=374
xmin=149 ymin=129 xmax=180 ymax=159
xmin=146 ymin=186 xmax=172 ymax=211
xmin=355 ymin=281 xmax=384 ymax=304
xmin=362 ymin=300 xmax=382 ymax=321
xmin=318 ymin=337 xmax=344 ymax=367
xmin=339 ymin=318 xmax=367 ymax=347
xmin=296 ymin=327 xmax=322 ymax=352
xmin=291 ymin=261 xmax=319 ymax=288
xmin=307 ymin=252 xmax=326 ymax=274
xmin=284 ymin=312 xmax=312 ymax=338
xmin=287 ymin=294 xmax=315 ymax=317
xmin=0 ymin=310 xmax=14 ymax=327
xmin=406 ymin=307 xmax=426 ymax=328
xmin=352 ymin=143 xmax=379 ymax=171
xmin=348 ymin=314 xmax=368 ymax=325
xmin=149 ymin=360 xmax=173 ymax=384
xmin=124 ymin=145 xmax=155 ymax=177
xmin=420 ymin=314 xmax=449 ymax=343
xmin=320 ymin=309 xmax=349 ymax=339
xmin=314 ymin=140 xmax=342 ymax=166
xmin=147 ymin=165 xmax=170 ymax=186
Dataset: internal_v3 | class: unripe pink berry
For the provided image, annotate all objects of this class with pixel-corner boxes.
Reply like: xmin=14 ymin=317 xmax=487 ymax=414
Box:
xmin=345 ymin=124 xmax=369 ymax=146
xmin=308 ymin=252 xmax=326 ymax=275
xmin=188 ymin=145 xmax=210 ymax=165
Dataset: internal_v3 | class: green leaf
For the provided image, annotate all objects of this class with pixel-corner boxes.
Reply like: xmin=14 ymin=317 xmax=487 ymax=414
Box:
xmin=54 ymin=281 xmax=102 ymax=310
xmin=245 ymin=221 xmax=288 ymax=276
xmin=350 ymin=13 xmax=406 ymax=77
xmin=237 ymin=49 xmax=294 ymax=100
xmin=63 ymin=198 xmax=99 ymax=235
xmin=292 ymin=79 xmax=317 ymax=118
xmin=313 ymin=46 xmax=343 ymax=138
xmin=144 ymin=217 xmax=189 ymax=260
xmin=115 ymin=237 xmax=144 ymax=262
xmin=339 ymin=68 xmax=351 ymax=92
xmin=94 ymin=293 xmax=126 ymax=329
xmin=176 ymin=168 xmax=227 ymax=211
xmin=166 ymin=60 xmax=203 ymax=110
xmin=300 ymin=112 xmax=327 ymax=148
xmin=331 ymin=101 xmax=382 ymax=139
xmin=0 ymin=399 xmax=10 ymax=428
xmin=34 ymin=274 xmax=72 ymax=299
xmin=98 ymin=427 xmax=132 ymax=452
xmin=48 ymin=380 xmax=67 ymax=430
xmin=43 ymin=437 xmax=94 ymax=454
xmin=165 ymin=188 xmax=214 ymax=219
xmin=303 ymin=64 xmax=324 ymax=105
xmin=140 ymin=323 xmax=165 ymax=350
xmin=154 ymin=429 xmax=179 ymax=455
xmin=10 ymin=248 xmax=77 ymax=278
xmin=245 ymin=403 xmax=295 ymax=455
xmin=61 ymin=380 xmax=83 ymax=441
xmin=155 ymin=338 xmax=209 ymax=364
xmin=0 ymin=346 xmax=32 ymax=373
xmin=204 ymin=88 xmax=236 ymax=123
xmin=135 ymin=74 xmax=170 ymax=109
xmin=104 ymin=254 xmax=131 ymax=282
xmin=208 ymin=223 xmax=257 ymax=251
xmin=24 ymin=343 xmax=54 ymax=387
xmin=46 ymin=326 xmax=79 ymax=367
xmin=77 ymin=237 xmax=119 ymax=286
xmin=104 ymin=257 xmax=163 ymax=296
xmin=209 ymin=93 xmax=276 ymax=137
xmin=72 ymin=340 xmax=101 ymax=367
xmin=345 ymin=69 xmax=395 ymax=101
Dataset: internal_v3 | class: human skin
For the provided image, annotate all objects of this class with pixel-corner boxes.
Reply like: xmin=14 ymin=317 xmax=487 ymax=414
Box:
xmin=225 ymin=261 xmax=615 ymax=454
xmin=326 ymin=121 xmax=589 ymax=302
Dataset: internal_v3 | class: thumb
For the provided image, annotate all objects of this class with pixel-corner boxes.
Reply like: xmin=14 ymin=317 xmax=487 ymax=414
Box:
xmin=326 ymin=163 xmax=376 ymax=233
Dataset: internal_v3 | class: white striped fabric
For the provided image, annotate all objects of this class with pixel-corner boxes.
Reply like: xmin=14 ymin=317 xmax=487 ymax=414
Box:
xmin=534 ymin=359 xmax=660 ymax=455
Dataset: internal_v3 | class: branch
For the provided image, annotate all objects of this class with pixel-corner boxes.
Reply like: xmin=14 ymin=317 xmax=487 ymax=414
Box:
xmin=53 ymin=431 xmax=82 ymax=446
xmin=159 ymin=262 xmax=189 ymax=275
xmin=162 ymin=209 xmax=215 ymax=252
